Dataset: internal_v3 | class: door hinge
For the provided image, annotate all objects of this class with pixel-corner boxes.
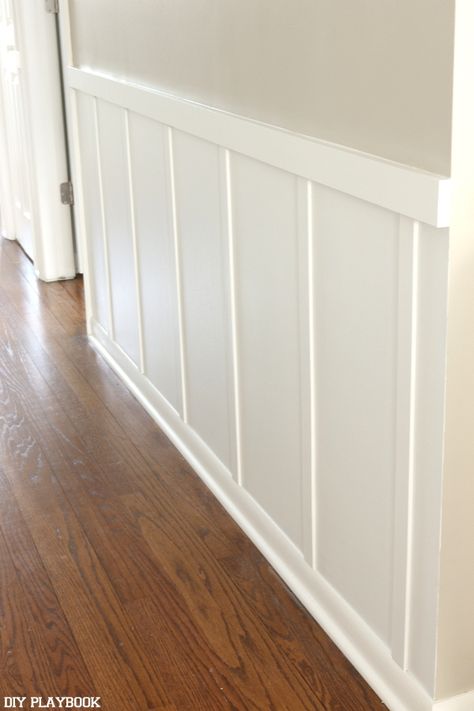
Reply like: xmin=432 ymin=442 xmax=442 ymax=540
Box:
xmin=60 ymin=181 xmax=74 ymax=206
xmin=45 ymin=0 xmax=59 ymax=14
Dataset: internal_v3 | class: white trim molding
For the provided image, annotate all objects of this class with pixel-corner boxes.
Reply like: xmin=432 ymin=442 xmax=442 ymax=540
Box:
xmin=433 ymin=691 xmax=474 ymax=711
xmin=67 ymin=66 xmax=451 ymax=228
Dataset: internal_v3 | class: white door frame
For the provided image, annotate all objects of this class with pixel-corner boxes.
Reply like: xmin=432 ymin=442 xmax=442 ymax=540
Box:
xmin=0 ymin=62 xmax=15 ymax=240
xmin=0 ymin=0 xmax=76 ymax=280
xmin=0 ymin=0 xmax=33 ymax=247
xmin=57 ymin=0 xmax=86 ymax=275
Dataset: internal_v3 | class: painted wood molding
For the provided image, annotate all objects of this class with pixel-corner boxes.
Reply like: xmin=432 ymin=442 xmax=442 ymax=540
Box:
xmin=433 ymin=691 xmax=474 ymax=711
xmin=67 ymin=66 xmax=451 ymax=228
xmin=69 ymin=70 xmax=453 ymax=710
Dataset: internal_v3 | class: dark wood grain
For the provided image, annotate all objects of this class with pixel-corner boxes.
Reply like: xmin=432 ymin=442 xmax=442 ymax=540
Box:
xmin=0 ymin=490 xmax=95 ymax=700
xmin=0 ymin=237 xmax=385 ymax=710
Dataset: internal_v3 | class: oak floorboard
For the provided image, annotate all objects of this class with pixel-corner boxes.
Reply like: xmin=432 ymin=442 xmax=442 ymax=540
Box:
xmin=0 ymin=237 xmax=385 ymax=710
xmin=0 ymin=309 xmax=170 ymax=708
xmin=0 ymin=484 xmax=96 ymax=700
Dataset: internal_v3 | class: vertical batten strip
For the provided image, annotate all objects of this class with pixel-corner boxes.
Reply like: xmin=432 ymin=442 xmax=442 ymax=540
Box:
xmin=391 ymin=217 xmax=420 ymax=668
xmin=217 ymin=146 xmax=239 ymax=481
xmin=307 ymin=180 xmax=318 ymax=569
xmin=223 ymin=149 xmax=243 ymax=486
xmin=93 ymin=97 xmax=115 ymax=341
xmin=166 ymin=126 xmax=188 ymax=423
xmin=124 ymin=109 xmax=145 ymax=373
xmin=403 ymin=221 xmax=419 ymax=669
xmin=296 ymin=177 xmax=315 ymax=564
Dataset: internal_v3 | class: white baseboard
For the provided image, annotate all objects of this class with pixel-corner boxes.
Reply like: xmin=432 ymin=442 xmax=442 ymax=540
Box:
xmin=433 ymin=691 xmax=474 ymax=711
xmin=89 ymin=318 xmax=439 ymax=711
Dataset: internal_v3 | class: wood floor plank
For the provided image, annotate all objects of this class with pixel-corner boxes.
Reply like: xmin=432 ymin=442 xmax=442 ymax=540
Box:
xmin=0 ymin=320 xmax=170 ymax=709
xmin=29 ymin=510 xmax=171 ymax=710
xmin=123 ymin=493 xmax=323 ymax=711
xmin=0 ymin=486 xmax=96 ymax=700
xmin=126 ymin=597 xmax=230 ymax=711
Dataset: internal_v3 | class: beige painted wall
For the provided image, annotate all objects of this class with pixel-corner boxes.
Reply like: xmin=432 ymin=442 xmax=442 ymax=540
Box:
xmin=68 ymin=0 xmax=454 ymax=175
xmin=436 ymin=0 xmax=474 ymax=700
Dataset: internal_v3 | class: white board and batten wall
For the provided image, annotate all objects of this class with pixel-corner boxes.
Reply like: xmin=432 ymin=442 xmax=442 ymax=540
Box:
xmin=67 ymin=64 xmax=454 ymax=711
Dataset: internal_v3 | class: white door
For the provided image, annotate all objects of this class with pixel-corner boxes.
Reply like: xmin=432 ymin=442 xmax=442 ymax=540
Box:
xmin=0 ymin=0 xmax=35 ymax=257
xmin=0 ymin=0 xmax=76 ymax=280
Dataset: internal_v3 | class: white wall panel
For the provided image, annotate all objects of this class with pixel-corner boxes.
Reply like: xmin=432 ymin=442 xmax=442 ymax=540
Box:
xmin=76 ymin=92 xmax=108 ymax=331
xmin=314 ymin=184 xmax=398 ymax=644
xmin=409 ymin=224 xmax=449 ymax=692
xmin=97 ymin=99 xmax=139 ymax=365
xmin=231 ymin=154 xmax=308 ymax=551
xmin=69 ymin=70 xmax=453 ymax=711
xmin=127 ymin=112 xmax=182 ymax=412
xmin=172 ymin=131 xmax=235 ymax=473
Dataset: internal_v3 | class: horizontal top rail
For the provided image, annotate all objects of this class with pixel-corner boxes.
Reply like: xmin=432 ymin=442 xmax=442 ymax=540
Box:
xmin=67 ymin=66 xmax=451 ymax=228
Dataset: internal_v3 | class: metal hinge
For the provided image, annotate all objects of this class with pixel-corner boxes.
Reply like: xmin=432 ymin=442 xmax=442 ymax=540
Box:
xmin=45 ymin=0 xmax=59 ymax=13
xmin=60 ymin=181 xmax=74 ymax=206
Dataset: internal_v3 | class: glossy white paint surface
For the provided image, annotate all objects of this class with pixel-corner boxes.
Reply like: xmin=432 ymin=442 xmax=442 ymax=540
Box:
xmin=96 ymin=100 xmax=140 ymax=365
xmin=436 ymin=0 xmax=474 ymax=699
xmin=231 ymin=155 xmax=307 ymax=550
xmin=70 ymin=70 xmax=452 ymax=710
xmin=76 ymin=93 xmax=109 ymax=331
xmin=314 ymin=185 xmax=398 ymax=643
xmin=172 ymin=131 xmax=235 ymax=471
xmin=409 ymin=224 xmax=449 ymax=691
xmin=127 ymin=113 xmax=182 ymax=412
xmin=67 ymin=68 xmax=451 ymax=229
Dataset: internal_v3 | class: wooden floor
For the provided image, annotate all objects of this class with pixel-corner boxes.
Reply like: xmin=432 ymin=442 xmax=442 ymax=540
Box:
xmin=0 ymin=237 xmax=385 ymax=710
